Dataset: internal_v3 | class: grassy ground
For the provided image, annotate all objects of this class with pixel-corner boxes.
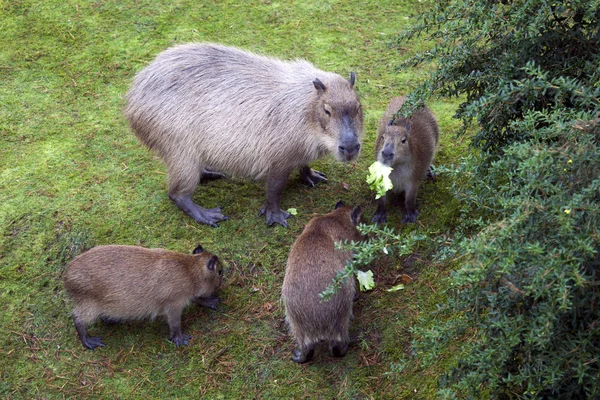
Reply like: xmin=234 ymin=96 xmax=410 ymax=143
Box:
xmin=1 ymin=1 xmax=467 ymax=398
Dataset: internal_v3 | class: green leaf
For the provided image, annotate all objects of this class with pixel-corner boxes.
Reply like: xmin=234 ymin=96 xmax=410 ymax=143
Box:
xmin=287 ymin=208 xmax=298 ymax=216
xmin=386 ymin=284 xmax=405 ymax=292
xmin=366 ymin=162 xmax=393 ymax=199
xmin=356 ymin=269 xmax=375 ymax=291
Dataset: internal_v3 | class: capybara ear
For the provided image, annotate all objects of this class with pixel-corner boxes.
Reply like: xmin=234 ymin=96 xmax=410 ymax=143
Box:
xmin=405 ymin=121 xmax=412 ymax=133
xmin=313 ymin=78 xmax=327 ymax=94
xmin=334 ymin=200 xmax=345 ymax=210
xmin=388 ymin=118 xmax=395 ymax=126
xmin=192 ymin=245 xmax=204 ymax=254
xmin=351 ymin=205 xmax=362 ymax=226
xmin=207 ymin=255 xmax=219 ymax=271
xmin=348 ymin=72 xmax=356 ymax=87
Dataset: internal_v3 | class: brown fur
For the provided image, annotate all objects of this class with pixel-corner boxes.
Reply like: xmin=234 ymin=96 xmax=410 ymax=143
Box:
xmin=372 ymin=96 xmax=439 ymax=224
xmin=64 ymin=245 xmax=223 ymax=349
xmin=125 ymin=43 xmax=364 ymax=227
xmin=282 ymin=201 xmax=362 ymax=363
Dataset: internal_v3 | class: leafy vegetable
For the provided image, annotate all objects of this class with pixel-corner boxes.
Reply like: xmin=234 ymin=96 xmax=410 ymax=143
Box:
xmin=366 ymin=162 xmax=393 ymax=199
xmin=356 ymin=269 xmax=375 ymax=291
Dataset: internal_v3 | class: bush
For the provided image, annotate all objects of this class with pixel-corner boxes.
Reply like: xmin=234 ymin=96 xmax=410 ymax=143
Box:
xmin=367 ymin=0 xmax=600 ymax=397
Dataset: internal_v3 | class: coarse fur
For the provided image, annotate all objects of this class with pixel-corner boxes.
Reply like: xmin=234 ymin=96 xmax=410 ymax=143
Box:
xmin=63 ymin=244 xmax=223 ymax=350
xmin=282 ymin=201 xmax=362 ymax=364
xmin=372 ymin=96 xmax=439 ymax=224
xmin=125 ymin=43 xmax=364 ymax=227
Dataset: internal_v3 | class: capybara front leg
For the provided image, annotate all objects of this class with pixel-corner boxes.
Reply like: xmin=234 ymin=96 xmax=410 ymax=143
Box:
xmin=371 ymin=195 xmax=388 ymax=224
xmin=299 ymin=166 xmax=327 ymax=187
xmin=166 ymin=307 xmax=191 ymax=347
xmin=403 ymin=185 xmax=419 ymax=223
xmin=259 ymin=172 xmax=291 ymax=227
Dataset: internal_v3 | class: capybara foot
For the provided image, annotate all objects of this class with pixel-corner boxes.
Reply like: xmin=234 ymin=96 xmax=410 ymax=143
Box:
xmin=402 ymin=209 xmax=419 ymax=224
xmin=81 ymin=335 xmax=105 ymax=350
xmin=169 ymin=195 xmax=229 ymax=227
xmin=259 ymin=205 xmax=291 ymax=227
xmin=200 ymin=168 xmax=226 ymax=183
xmin=330 ymin=341 xmax=349 ymax=357
xmin=170 ymin=332 xmax=192 ymax=347
xmin=193 ymin=295 xmax=221 ymax=310
xmin=300 ymin=166 xmax=327 ymax=187
xmin=291 ymin=347 xmax=315 ymax=364
xmin=371 ymin=210 xmax=387 ymax=225
xmin=426 ymin=166 xmax=435 ymax=180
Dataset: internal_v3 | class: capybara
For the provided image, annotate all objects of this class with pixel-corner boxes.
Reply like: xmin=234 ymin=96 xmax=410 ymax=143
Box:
xmin=372 ymin=96 xmax=439 ymax=224
xmin=64 ymin=244 xmax=223 ymax=349
xmin=125 ymin=43 xmax=364 ymax=227
xmin=282 ymin=201 xmax=362 ymax=363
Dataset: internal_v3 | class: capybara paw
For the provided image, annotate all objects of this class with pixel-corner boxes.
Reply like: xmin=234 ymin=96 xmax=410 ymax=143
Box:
xmin=300 ymin=167 xmax=328 ymax=187
xmin=170 ymin=333 xmax=192 ymax=347
xmin=402 ymin=210 xmax=419 ymax=224
xmin=371 ymin=211 xmax=387 ymax=225
xmin=291 ymin=348 xmax=314 ymax=364
xmin=331 ymin=342 xmax=349 ymax=357
xmin=200 ymin=169 xmax=226 ymax=183
xmin=193 ymin=295 xmax=221 ymax=310
xmin=194 ymin=207 xmax=229 ymax=228
xmin=259 ymin=206 xmax=291 ymax=227
xmin=82 ymin=336 xmax=105 ymax=350
xmin=426 ymin=166 xmax=435 ymax=180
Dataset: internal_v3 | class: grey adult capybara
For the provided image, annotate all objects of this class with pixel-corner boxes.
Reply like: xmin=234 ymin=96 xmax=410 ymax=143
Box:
xmin=372 ymin=96 xmax=439 ymax=224
xmin=64 ymin=244 xmax=223 ymax=350
xmin=282 ymin=201 xmax=362 ymax=363
xmin=125 ymin=43 xmax=364 ymax=227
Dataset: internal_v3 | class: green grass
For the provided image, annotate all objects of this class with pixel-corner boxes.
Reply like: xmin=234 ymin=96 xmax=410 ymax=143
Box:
xmin=1 ymin=0 xmax=467 ymax=398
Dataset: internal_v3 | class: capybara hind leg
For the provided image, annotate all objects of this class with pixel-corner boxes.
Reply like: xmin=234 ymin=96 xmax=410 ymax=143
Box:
xmin=291 ymin=343 xmax=316 ymax=364
xmin=299 ymin=166 xmax=327 ymax=187
xmin=74 ymin=315 xmax=104 ymax=350
xmin=168 ymin=164 xmax=229 ymax=227
xmin=259 ymin=172 xmax=291 ymax=227
xmin=330 ymin=340 xmax=349 ymax=357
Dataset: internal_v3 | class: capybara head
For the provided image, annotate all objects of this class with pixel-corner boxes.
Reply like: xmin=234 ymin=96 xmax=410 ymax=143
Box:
xmin=312 ymin=72 xmax=363 ymax=162
xmin=192 ymin=245 xmax=223 ymax=295
xmin=377 ymin=119 xmax=412 ymax=167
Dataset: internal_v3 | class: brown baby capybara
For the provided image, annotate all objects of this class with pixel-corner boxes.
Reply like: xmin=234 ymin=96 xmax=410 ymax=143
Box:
xmin=125 ymin=43 xmax=364 ymax=228
xmin=64 ymin=244 xmax=223 ymax=350
xmin=372 ymin=96 xmax=439 ymax=224
xmin=282 ymin=201 xmax=362 ymax=363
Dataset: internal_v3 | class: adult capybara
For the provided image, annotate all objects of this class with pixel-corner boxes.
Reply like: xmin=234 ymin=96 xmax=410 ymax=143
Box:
xmin=372 ymin=96 xmax=439 ymax=224
xmin=64 ymin=244 xmax=223 ymax=349
xmin=282 ymin=201 xmax=362 ymax=363
xmin=125 ymin=43 xmax=364 ymax=227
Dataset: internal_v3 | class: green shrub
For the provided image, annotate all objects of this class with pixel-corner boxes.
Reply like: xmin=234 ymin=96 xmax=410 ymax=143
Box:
xmin=348 ymin=0 xmax=600 ymax=397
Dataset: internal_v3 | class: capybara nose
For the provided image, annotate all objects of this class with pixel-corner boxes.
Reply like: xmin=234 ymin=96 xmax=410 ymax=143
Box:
xmin=339 ymin=143 xmax=361 ymax=158
xmin=381 ymin=149 xmax=394 ymax=161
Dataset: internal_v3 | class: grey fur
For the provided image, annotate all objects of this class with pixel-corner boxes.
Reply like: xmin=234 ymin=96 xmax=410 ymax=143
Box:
xmin=282 ymin=204 xmax=362 ymax=363
xmin=372 ymin=96 xmax=439 ymax=224
xmin=125 ymin=43 xmax=364 ymax=227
